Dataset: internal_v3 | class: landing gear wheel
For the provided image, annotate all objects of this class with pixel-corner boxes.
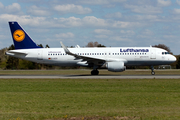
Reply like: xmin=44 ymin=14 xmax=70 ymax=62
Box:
xmin=151 ymin=71 xmax=155 ymax=75
xmin=150 ymin=66 xmax=155 ymax=75
xmin=91 ymin=70 xmax=99 ymax=75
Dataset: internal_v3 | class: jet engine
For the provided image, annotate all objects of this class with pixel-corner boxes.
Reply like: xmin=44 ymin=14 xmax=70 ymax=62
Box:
xmin=106 ymin=61 xmax=126 ymax=72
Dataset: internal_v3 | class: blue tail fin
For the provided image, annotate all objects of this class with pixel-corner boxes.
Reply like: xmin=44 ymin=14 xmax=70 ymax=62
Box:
xmin=9 ymin=22 xmax=41 ymax=49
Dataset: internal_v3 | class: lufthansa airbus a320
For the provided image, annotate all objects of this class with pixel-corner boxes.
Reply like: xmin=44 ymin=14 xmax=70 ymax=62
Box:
xmin=6 ymin=22 xmax=176 ymax=75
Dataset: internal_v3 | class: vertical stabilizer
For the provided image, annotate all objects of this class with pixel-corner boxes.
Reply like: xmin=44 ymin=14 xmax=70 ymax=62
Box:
xmin=9 ymin=22 xmax=41 ymax=49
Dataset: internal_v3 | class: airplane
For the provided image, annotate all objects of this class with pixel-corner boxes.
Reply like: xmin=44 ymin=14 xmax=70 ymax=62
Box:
xmin=6 ymin=21 xmax=176 ymax=75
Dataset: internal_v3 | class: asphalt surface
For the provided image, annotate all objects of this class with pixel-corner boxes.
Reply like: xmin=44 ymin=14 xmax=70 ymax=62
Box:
xmin=0 ymin=75 xmax=180 ymax=79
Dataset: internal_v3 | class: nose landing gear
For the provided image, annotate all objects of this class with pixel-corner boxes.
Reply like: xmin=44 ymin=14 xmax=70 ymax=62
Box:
xmin=151 ymin=66 xmax=155 ymax=75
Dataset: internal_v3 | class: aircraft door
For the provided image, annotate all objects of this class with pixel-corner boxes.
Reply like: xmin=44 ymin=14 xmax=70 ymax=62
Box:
xmin=150 ymin=49 xmax=156 ymax=59
xmin=37 ymin=50 xmax=43 ymax=60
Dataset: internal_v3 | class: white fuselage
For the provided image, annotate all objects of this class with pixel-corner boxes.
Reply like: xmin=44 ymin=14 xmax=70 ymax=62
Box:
xmin=6 ymin=47 xmax=176 ymax=67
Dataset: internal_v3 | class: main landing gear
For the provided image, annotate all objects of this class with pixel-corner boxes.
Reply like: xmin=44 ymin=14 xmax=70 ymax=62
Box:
xmin=151 ymin=66 xmax=155 ymax=75
xmin=91 ymin=69 xmax=99 ymax=75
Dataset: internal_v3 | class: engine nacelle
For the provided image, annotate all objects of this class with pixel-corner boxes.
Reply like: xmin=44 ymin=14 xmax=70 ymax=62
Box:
xmin=106 ymin=62 xmax=126 ymax=72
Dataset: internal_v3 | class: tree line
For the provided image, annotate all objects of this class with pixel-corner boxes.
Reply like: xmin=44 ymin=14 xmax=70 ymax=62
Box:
xmin=0 ymin=42 xmax=179 ymax=70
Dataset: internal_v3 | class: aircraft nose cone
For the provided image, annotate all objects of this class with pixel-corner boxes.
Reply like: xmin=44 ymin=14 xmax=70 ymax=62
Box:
xmin=171 ymin=55 xmax=177 ymax=62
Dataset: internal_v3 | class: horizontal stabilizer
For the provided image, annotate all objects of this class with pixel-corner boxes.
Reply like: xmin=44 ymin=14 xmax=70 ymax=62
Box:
xmin=5 ymin=50 xmax=28 ymax=56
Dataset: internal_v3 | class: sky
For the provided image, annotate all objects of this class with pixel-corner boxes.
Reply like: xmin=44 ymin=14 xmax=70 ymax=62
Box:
xmin=0 ymin=0 xmax=180 ymax=54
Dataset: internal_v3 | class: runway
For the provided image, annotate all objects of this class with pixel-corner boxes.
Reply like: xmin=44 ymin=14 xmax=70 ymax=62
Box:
xmin=0 ymin=75 xmax=180 ymax=79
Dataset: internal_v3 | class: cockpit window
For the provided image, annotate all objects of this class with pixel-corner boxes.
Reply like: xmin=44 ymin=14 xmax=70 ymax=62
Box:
xmin=162 ymin=52 xmax=169 ymax=55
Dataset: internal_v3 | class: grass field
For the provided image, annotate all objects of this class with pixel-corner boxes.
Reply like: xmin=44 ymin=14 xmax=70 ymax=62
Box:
xmin=0 ymin=78 xmax=180 ymax=120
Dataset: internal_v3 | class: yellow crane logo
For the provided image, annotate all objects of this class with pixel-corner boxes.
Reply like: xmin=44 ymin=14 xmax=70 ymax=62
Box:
xmin=13 ymin=30 xmax=25 ymax=42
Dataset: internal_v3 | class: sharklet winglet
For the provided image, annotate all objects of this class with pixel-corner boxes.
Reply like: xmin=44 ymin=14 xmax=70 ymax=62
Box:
xmin=60 ymin=41 xmax=70 ymax=54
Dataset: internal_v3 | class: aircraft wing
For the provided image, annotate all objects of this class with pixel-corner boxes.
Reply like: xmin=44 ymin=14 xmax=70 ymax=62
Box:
xmin=60 ymin=42 xmax=105 ymax=64
xmin=60 ymin=42 xmax=127 ymax=66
